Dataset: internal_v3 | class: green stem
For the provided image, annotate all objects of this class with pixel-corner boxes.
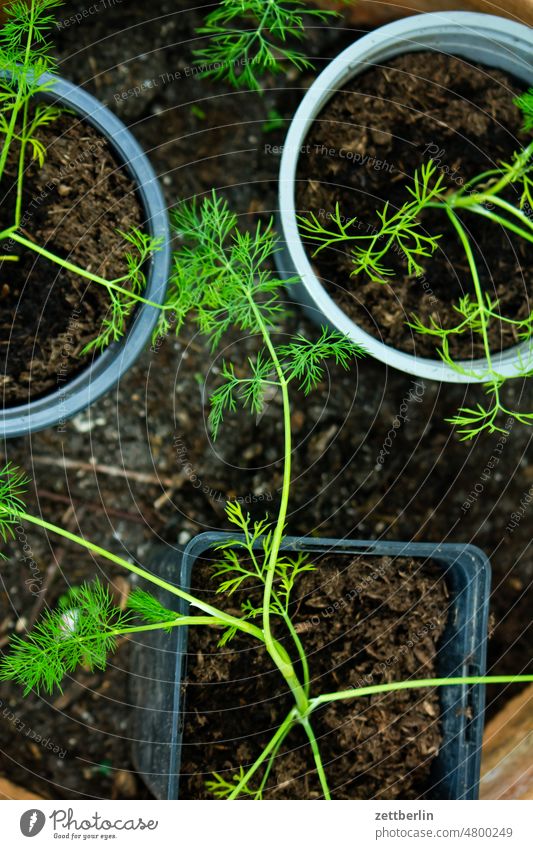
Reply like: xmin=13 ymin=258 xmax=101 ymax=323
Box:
xmin=240 ymin=525 xmax=310 ymax=697
xmin=46 ymin=617 xmax=227 ymax=649
xmin=301 ymin=717 xmax=331 ymax=800
xmin=486 ymin=308 xmax=533 ymax=327
xmin=445 ymin=207 xmax=495 ymax=374
xmin=444 ymin=207 xmax=504 ymax=412
xmin=246 ymin=295 xmax=308 ymax=715
xmin=308 ymin=675 xmax=533 ymax=713
xmin=0 ymin=94 xmax=22 ymax=183
xmin=11 ymin=509 xmax=264 ymax=643
xmin=204 ymin=246 xmax=308 ymax=712
xmin=254 ymin=724 xmax=290 ymax=798
xmin=281 ymin=611 xmax=310 ymax=697
xmin=452 ymin=140 xmax=533 ymax=207
xmin=228 ymin=709 xmax=297 ymax=800
xmin=458 ymin=204 xmax=533 ymax=244
xmin=15 ymin=97 xmax=30 ymax=228
xmin=108 ymin=617 xmax=226 ymax=636
xmin=240 ymin=0 xmax=273 ymax=73
xmin=487 ymin=195 xmax=533 ymax=231
xmin=0 ymin=0 xmax=36 ymax=183
xmin=10 ymin=233 xmax=165 ymax=310
xmin=0 ymin=226 xmax=19 ymax=242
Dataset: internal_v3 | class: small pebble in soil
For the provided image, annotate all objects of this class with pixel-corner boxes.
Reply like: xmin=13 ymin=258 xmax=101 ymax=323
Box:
xmin=72 ymin=412 xmax=106 ymax=433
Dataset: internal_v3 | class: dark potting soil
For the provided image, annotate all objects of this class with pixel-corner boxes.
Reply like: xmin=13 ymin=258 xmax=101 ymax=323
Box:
xmin=179 ymin=553 xmax=449 ymax=800
xmin=296 ymin=51 xmax=533 ymax=359
xmin=0 ymin=112 xmax=142 ymax=404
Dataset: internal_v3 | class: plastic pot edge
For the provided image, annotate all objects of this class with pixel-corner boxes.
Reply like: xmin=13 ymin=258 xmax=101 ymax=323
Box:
xmin=276 ymin=11 xmax=533 ymax=383
xmin=131 ymin=531 xmax=491 ymax=801
xmin=1 ymin=73 xmax=171 ymax=439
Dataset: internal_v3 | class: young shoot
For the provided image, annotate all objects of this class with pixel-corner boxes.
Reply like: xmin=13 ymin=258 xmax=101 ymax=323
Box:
xmin=0 ymin=0 xmax=164 ymax=353
xmin=193 ymin=0 xmax=337 ymax=91
xmin=1 ymin=199 xmax=531 ymax=798
xmin=299 ymin=91 xmax=533 ymax=440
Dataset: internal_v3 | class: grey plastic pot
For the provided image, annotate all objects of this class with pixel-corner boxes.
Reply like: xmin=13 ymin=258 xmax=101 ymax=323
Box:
xmin=276 ymin=12 xmax=533 ymax=383
xmin=1 ymin=74 xmax=171 ymax=439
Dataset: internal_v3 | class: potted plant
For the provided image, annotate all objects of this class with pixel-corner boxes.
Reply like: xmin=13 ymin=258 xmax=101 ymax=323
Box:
xmin=1 ymin=194 xmax=530 ymax=799
xmin=131 ymin=533 xmax=493 ymax=800
xmin=276 ymin=12 xmax=533 ymax=439
xmin=0 ymin=0 xmax=171 ymax=438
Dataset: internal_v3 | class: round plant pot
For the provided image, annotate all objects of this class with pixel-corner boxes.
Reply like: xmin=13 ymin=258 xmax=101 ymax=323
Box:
xmin=131 ymin=533 xmax=490 ymax=800
xmin=276 ymin=12 xmax=533 ymax=383
xmin=0 ymin=74 xmax=170 ymax=439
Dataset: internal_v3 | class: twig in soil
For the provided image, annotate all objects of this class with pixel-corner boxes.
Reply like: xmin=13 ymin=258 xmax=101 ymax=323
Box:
xmin=31 ymin=455 xmax=180 ymax=489
xmin=37 ymin=489 xmax=149 ymax=526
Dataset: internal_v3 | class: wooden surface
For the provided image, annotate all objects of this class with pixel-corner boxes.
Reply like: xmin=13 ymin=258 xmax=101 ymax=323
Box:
xmin=315 ymin=1 xmax=533 ymax=26
xmin=480 ymin=684 xmax=533 ymax=800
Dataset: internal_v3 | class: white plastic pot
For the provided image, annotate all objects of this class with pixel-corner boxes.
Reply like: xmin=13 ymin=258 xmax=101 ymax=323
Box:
xmin=276 ymin=12 xmax=533 ymax=382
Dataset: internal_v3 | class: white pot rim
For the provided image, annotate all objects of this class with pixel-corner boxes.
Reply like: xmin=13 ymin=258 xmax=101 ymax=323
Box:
xmin=277 ymin=11 xmax=533 ymax=383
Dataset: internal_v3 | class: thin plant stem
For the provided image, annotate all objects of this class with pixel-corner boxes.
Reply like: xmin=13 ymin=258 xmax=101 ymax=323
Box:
xmin=453 ymin=140 xmax=533 ymax=207
xmin=486 ymin=196 xmax=533 ymax=231
xmin=246 ymin=295 xmax=308 ymax=715
xmin=10 ymin=509 xmax=264 ymax=642
xmin=112 ymin=617 xmax=225 ymax=633
xmin=254 ymin=726 xmax=290 ymax=798
xmin=0 ymin=14 xmax=32 ymax=182
xmin=301 ymin=716 xmax=332 ymax=800
xmin=10 ymin=233 xmax=165 ymax=310
xmin=445 ymin=207 xmax=495 ymax=373
xmin=227 ymin=709 xmax=297 ymax=800
xmin=281 ymin=611 xmax=310 ymax=697
xmin=15 ymin=97 xmax=30 ymax=227
xmin=456 ymin=204 xmax=533 ymax=244
xmin=238 ymin=525 xmax=310 ymax=695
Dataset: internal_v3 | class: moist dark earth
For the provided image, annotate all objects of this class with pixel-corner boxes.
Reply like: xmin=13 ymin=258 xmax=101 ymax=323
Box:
xmin=181 ymin=554 xmax=448 ymax=800
xmin=0 ymin=0 xmax=531 ymax=800
xmin=296 ymin=51 xmax=533 ymax=359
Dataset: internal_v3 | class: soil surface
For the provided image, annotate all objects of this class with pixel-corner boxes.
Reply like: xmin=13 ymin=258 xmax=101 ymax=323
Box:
xmin=0 ymin=113 xmax=142 ymax=403
xmin=296 ymin=51 xmax=532 ymax=359
xmin=0 ymin=0 xmax=531 ymax=801
xmin=180 ymin=554 xmax=448 ymax=800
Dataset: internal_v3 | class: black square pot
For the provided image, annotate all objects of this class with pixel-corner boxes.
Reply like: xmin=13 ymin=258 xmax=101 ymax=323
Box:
xmin=130 ymin=533 xmax=490 ymax=800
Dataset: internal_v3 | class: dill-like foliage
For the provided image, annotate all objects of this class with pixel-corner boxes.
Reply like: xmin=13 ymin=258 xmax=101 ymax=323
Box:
xmin=164 ymin=190 xmax=364 ymax=438
xmin=0 ymin=581 xmax=131 ymax=694
xmin=127 ymin=588 xmax=179 ymax=632
xmin=208 ymin=501 xmax=315 ymax=646
xmin=0 ymin=462 xmax=29 ymax=551
xmin=299 ymin=93 xmax=533 ymax=440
